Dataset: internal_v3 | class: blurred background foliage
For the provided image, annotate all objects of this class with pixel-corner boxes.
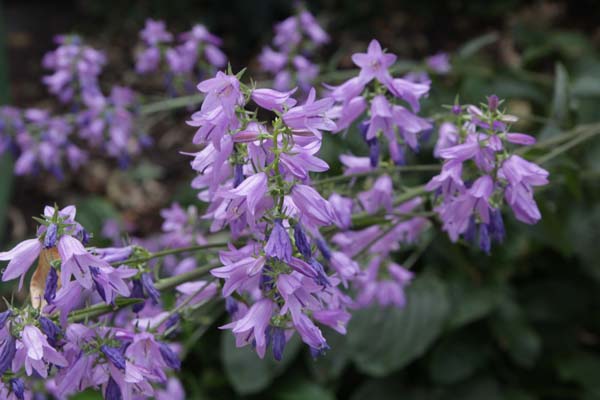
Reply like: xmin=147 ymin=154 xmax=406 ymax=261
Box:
xmin=2 ymin=0 xmax=600 ymax=399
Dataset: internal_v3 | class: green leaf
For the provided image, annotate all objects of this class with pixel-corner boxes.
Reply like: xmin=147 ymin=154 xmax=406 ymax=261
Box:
xmin=307 ymin=327 xmax=350 ymax=382
xmin=221 ymin=331 xmax=301 ymax=395
xmin=446 ymin=280 xmax=502 ymax=330
xmin=566 ymin=204 xmax=600 ymax=281
xmin=428 ymin=332 xmax=489 ymax=384
xmin=490 ymin=297 xmax=541 ymax=368
xmin=441 ymin=377 xmax=502 ymax=400
xmin=556 ymin=353 xmax=600 ymax=396
xmin=542 ymin=62 xmax=570 ymax=138
xmin=66 ymin=389 xmax=102 ymax=400
xmin=351 ymin=378 xmax=416 ymax=400
xmin=347 ymin=274 xmax=449 ymax=376
xmin=457 ymin=32 xmax=499 ymax=59
xmin=75 ymin=197 xmax=118 ymax=242
xmin=273 ymin=379 xmax=336 ymax=400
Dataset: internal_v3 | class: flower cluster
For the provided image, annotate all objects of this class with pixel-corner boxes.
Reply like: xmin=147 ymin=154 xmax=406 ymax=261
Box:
xmin=326 ymin=39 xmax=432 ymax=166
xmin=184 ymin=48 xmax=434 ymax=358
xmin=0 ymin=108 xmax=86 ymax=178
xmin=0 ymin=205 xmax=201 ymax=399
xmin=427 ymin=96 xmax=549 ymax=252
xmin=42 ymin=35 xmax=106 ymax=108
xmin=320 ymin=39 xmax=435 ymax=308
xmin=76 ymin=86 xmax=150 ymax=167
xmin=0 ymin=35 xmax=153 ymax=177
xmin=136 ymin=19 xmax=227 ymax=95
xmin=258 ymin=8 xmax=328 ymax=92
xmin=186 ymin=68 xmax=352 ymax=357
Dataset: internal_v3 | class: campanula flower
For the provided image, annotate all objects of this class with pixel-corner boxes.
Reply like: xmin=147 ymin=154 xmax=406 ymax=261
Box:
xmin=220 ymin=298 xmax=275 ymax=358
xmin=251 ymin=88 xmax=297 ymax=112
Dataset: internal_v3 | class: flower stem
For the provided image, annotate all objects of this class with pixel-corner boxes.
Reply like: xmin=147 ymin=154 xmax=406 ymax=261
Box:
xmin=153 ymin=277 xmax=216 ymax=332
xmin=114 ymin=242 xmax=229 ymax=266
xmin=535 ymin=126 xmax=600 ymax=165
xmin=313 ymin=164 xmax=439 ymax=187
xmin=154 ymin=264 xmax=215 ymax=291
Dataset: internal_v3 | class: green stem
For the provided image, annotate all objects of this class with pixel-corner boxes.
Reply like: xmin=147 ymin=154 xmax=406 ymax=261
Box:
xmin=153 ymin=277 xmax=216 ymax=332
xmin=404 ymin=232 xmax=434 ymax=270
xmin=535 ymin=127 xmax=600 ymax=165
xmin=69 ymin=298 xmax=143 ymax=322
xmin=393 ymin=185 xmax=428 ymax=206
xmin=314 ymin=165 xmax=439 ymax=187
xmin=154 ymin=264 xmax=215 ymax=291
xmin=353 ymin=221 xmax=397 ymax=258
xmin=114 ymin=242 xmax=229 ymax=266
xmin=66 ymin=263 xmax=215 ymax=322
xmin=139 ymin=93 xmax=204 ymax=115
xmin=516 ymin=123 xmax=600 ymax=155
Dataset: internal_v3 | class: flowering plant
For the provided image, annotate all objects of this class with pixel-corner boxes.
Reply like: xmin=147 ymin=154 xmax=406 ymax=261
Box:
xmin=0 ymin=6 xmax=597 ymax=400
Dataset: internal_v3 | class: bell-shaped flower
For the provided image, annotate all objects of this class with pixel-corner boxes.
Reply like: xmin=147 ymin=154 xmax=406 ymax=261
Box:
xmin=425 ymin=159 xmax=464 ymax=197
xmin=434 ymin=122 xmax=459 ymax=158
xmin=217 ymin=172 xmax=268 ymax=219
xmin=57 ymin=235 xmax=110 ymax=289
xmin=196 ymin=71 xmax=243 ymax=118
xmin=265 ymin=220 xmax=293 ymax=263
xmin=287 ymin=184 xmax=337 ymax=227
xmin=358 ymin=175 xmax=393 ymax=214
xmin=282 ymin=88 xmax=337 ymax=138
xmin=220 ymin=298 xmax=275 ymax=358
xmin=365 ymin=95 xmax=394 ymax=140
xmin=251 ymin=88 xmax=297 ymax=112
xmin=14 ymin=325 xmax=68 ymax=378
xmin=211 ymin=255 xmax=266 ymax=296
xmin=436 ymin=175 xmax=494 ymax=241
xmin=0 ymin=239 xmax=42 ymax=289
xmin=499 ymin=155 xmax=549 ymax=224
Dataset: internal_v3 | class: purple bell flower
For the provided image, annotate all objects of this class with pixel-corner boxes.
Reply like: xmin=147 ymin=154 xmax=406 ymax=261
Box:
xmin=105 ymin=377 xmax=122 ymax=400
xmin=9 ymin=378 xmax=24 ymax=400
xmin=293 ymin=224 xmax=312 ymax=259
xmin=271 ymin=327 xmax=287 ymax=361
xmin=0 ymin=334 xmax=16 ymax=375
xmin=159 ymin=342 xmax=181 ymax=370
xmin=101 ymin=344 xmax=126 ymax=371
xmin=43 ymin=224 xmax=58 ymax=249
xmin=141 ymin=272 xmax=161 ymax=305
xmin=265 ymin=220 xmax=293 ymax=263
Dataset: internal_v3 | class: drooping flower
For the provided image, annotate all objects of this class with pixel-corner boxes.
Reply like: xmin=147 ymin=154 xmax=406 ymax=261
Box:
xmin=264 ymin=220 xmax=293 ymax=263
xmin=355 ymin=258 xmax=413 ymax=308
xmin=499 ymin=155 xmax=549 ymax=224
xmin=282 ymin=88 xmax=337 ymax=137
xmin=14 ymin=325 xmax=68 ymax=378
xmin=197 ymin=71 xmax=244 ymax=118
xmin=0 ymin=239 xmax=42 ymax=289
xmin=251 ymin=88 xmax=297 ymax=112
xmin=57 ymin=235 xmax=110 ymax=289
xmin=288 ymin=184 xmax=336 ymax=227
xmin=436 ymin=175 xmax=495 ymax=241
xmin=220 ymin=298 xmax=275 ymax=358
xmin=218 ymin=172 xmax=268 ymax=218
xmin=434 ymin=122 xmax=459 ymax=157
